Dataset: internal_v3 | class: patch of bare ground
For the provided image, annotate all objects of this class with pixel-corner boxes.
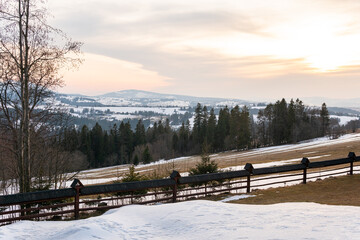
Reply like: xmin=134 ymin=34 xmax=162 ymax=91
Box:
xmin=229 ymin=174 xmax=360 ymax=206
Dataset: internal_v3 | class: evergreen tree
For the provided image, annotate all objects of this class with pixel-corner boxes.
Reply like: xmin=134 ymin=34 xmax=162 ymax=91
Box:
xmin=114 ymin=165 xmax=147 ymax=197
xmin=272 ymin=99 xmax=288 ymax=144
xmin=238 ymin=106 xmax=251 ymax=150
xmin=91 ymin=123 xmax=105 ymax=167
xmin=172 ymin=133 xmax=179 ymax=151
xmin=287 ymin=99 xmax=296 ymax=142
xmin=119 ymin=122 xmax=134 ymax=164
xmin=110 ymin=124 xmax=120 ymax=164
xmin=320 ymin=103 xmax=330 ymax=136
xmin=257 ymin=109 xmax=267 ymax=146
xmin=103 ymin=131 xmax=111 ymax=159
xmin=178 ymin=121 xmax=190 ymax=154
xmin=134 ymin=119 xmax=146 ymax=146
xmin=189 ymin=142 xmax=218 ymax=175
xmin=79 ymin=125 xmax=92 ymax=165
xmin=207 ymin=108 xmax=217 ymax=150
xmin=164 ymin=118 xmax=171 ymax=134
xmin=201 ymin=105 xmax=209 ymax=144
xmin=133 ymin=155 xmax=139 ymax=166
xmin=230 ymin=105 xmax=241 ymax=149
xmin=263 ymin=103 xmax=274 ymax=144
xmin=122 ymin=165 xmax=143 ymax=182
xmin=193 ymin=103 xmax=203 ymax=145
xmin=142 ymin=145 xmax=152 ymax=164
xmin=215 ymin=106 xmax=230 ymax=151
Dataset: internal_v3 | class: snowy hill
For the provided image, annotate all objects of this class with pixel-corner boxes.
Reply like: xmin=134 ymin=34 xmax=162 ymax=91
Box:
xmin=1 ymin=200 xmax=359 ymax=239
xmin=58 ymin=89 xmax=252 ymax=108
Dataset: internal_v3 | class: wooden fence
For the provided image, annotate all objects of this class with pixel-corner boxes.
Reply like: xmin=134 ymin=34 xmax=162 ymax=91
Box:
xmin=0 ymin=152 xmax=359 ymax=226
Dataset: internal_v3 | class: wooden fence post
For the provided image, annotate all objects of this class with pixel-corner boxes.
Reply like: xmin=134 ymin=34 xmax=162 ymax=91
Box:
xmin=301 ymin=157 xmax=310 ymax=184
xmin=348 ymin=152 xmax=356 ymax=175
xmin=170 ymin=171 xmax=181 ymax=203
xmin=71 ymin=179 xmax=84 ymax=220
xmin=244 ymin=163 xmax=254 ymax=193
xmin=246 ymin=175 xmax=251 ymax=193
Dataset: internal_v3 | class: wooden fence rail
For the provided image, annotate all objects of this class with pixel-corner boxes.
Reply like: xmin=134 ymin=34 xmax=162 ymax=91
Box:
xmin=0 ymin=152 xmax=359 ymax=226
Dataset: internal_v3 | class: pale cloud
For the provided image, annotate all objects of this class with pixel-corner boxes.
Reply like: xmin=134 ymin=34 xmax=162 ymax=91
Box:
xmin=60 ymin=53 xmax=170 ymax=95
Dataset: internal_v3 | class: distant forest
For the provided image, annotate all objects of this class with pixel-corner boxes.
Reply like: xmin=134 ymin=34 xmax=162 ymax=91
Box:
xmin=58 ymin=98 xmax=360 ymax=169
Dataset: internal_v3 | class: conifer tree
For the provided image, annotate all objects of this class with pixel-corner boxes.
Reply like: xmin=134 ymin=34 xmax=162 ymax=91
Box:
xmin=178 ymin=121 xmax=190 ymax=154
xmin=142 ymin=146 xmax=152 ymax=164
xmin=257 ymin=110 xmax=267 ymax=146
xmin=201 ymin=105 xmax=209 ymax=144
xmin=230 ymin=105 xmax=241 ymax=148
xmin=207 ymin=108 xmax=217 ymax=150
xmin=189 ymin=141 xmax=218 ymax=175
xmin=272 ymin=99 xmax=288 ymax=144
xmin=238 ymin=106 xmax=251 ymax=150
xmin=216 ymin=106 xmax=230 ymax=151
xmin=193 ymin=103 xmax=203 ymax=144
xmin=91 ymin=123 xmax=104 ymax=167
xmin=320 ymin=103 xmax=330 ymax=136
xmin=134 ymin=119 xmax=146 ymax=146
xmin=287 ymin=99 xmax=296 ymax=142
xmin=119 ymin=122 xmax=134 ymax=164
xmin=133 ymin=155 xmax=139 ymax=166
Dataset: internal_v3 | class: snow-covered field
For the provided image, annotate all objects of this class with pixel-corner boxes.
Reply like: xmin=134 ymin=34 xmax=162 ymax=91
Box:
xmin=1 ymin=200 xmax=359 ymax=240
xmin=69 ymin=106 xmax=187 ymax=116
xmin=330 ymin=115 xmax=359 ymax=125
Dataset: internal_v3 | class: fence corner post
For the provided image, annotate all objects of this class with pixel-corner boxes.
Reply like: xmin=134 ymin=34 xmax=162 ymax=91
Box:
xmin=170 ymin=171 xmax=181 ymax=203
xmin=71 ymin=179 xmax=84 ymax=220
xmin=244 ymin=163 xmax=254 ymax=193
xmin=301 ymin=157 xmax=310 ymax=184
xmin=348 ymin=152 xmax=356 ymax=175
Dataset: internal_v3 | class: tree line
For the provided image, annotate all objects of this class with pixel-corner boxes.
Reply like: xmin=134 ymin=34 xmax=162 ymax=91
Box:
xmin=58 ymin=99 xmax=337 ymax=170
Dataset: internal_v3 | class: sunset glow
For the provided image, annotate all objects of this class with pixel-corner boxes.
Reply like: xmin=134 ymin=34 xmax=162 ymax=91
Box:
xmin=48 ymin=0 xmax=360 ymax=100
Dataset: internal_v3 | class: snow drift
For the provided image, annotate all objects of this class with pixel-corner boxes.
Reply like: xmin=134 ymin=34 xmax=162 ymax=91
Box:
xmin=1 ymin=200 xmax=359 ymax=240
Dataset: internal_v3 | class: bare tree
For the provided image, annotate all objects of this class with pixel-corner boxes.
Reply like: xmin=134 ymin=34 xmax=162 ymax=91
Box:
xmin=0 ymin=0 xmax=81 ymax=193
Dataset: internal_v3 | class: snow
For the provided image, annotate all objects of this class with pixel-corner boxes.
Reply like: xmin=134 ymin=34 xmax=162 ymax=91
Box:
xmin=223 ymin=154 xmax=331 ymax=171
xmin=330 ymin=115 xmax=359 ymax=125
xmin=216 ymin=101 xmax=244 ymax=107
xmin=219 ymin=194 xmax=255 ymax=202
xmin=68 ymin=106 xmax=187 ymax=116
xmin=1 ymin=201 xmax=359 ymax=240
xmin=251 ymin=114 xmax=357 ymax=126
xmin=215 ymin=133 xmax=360 ymax=163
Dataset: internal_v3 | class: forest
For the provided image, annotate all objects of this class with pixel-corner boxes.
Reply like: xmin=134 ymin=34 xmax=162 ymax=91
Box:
xmin=58 ymin=98 xmax=354 ymax=170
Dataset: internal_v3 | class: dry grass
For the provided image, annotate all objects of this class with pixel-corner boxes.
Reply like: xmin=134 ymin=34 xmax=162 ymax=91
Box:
xmin=77 ymin=133 xmax=360 ymax=184
xmin=229 ymin=174 xmax=360 ymax=206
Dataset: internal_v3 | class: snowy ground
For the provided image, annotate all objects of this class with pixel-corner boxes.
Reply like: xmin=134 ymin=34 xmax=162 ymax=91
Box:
xmin=1 ymin=200 xmax=359 ymax=240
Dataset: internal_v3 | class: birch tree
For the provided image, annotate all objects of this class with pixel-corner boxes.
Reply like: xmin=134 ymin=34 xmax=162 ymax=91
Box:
xmin=0 ymin=0 xmax=81 ymax=193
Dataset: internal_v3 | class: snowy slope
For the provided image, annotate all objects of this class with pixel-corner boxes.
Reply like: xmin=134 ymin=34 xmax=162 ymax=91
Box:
xmin=1 ymin=201 xmax=359 ymax=240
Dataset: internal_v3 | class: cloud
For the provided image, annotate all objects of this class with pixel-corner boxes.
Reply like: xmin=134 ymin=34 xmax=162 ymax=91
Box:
xmin=48 ymin=0 xmax=360 ymax=100
xmin=60 ymin=53 xmax=171 ymax=95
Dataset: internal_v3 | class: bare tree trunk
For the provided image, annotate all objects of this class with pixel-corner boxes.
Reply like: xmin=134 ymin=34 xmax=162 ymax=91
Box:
xmin=0 ymin=0 xmax=81 ymax=193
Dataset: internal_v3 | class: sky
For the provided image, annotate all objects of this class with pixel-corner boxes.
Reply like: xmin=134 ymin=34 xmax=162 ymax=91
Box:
xmin=47 ymin=0 xmax=360 ymax=101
